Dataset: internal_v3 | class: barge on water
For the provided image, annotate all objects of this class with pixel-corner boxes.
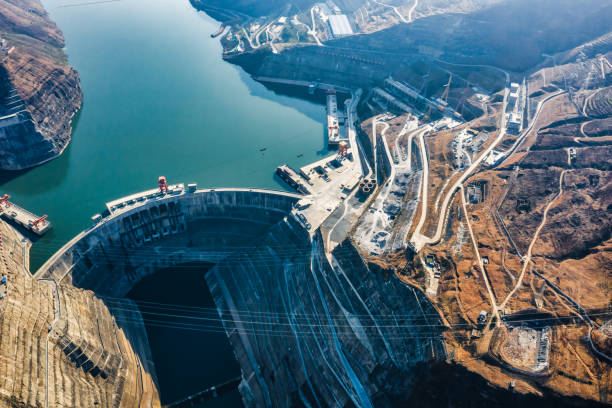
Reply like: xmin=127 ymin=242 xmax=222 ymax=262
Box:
xmin=276 ymin=165 xmax=310 ymax=195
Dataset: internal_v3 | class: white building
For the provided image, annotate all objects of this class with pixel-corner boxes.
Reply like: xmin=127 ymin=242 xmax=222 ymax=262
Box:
xmin=507 ymin=112 xmax=522 ymax=134
xmin=328 ymin=15 xmax=353 ymax=38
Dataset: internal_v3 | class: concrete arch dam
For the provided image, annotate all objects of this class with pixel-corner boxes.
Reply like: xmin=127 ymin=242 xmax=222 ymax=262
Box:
xmin=36 ymin=186 xmax=447 ymax=407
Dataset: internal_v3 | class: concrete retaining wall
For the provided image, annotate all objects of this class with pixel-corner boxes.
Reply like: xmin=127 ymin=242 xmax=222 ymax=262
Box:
xmin=36 ymin=188 xmax=299 ymax=297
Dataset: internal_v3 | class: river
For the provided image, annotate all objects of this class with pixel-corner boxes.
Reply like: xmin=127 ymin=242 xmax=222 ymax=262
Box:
xmin=0 ymin=0 xmax=326 ymax=272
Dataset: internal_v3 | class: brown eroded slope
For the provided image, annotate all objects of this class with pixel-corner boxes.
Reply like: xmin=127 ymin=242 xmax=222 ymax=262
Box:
xmin=0 ymin=218 xmax=160 ymax=407
xmin=0 ymin=0 xmax=82 ymax=170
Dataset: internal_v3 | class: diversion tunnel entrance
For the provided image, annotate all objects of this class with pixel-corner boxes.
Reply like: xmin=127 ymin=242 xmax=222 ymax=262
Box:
xmin=126 ymin=262 xmax=242 ymax=407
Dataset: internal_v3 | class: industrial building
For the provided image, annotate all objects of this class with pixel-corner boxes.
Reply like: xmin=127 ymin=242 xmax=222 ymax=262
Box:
xmin=372 ymin=87 xmax=412 ymax=113
xmin=328 ymin=15 xmax=353 ymax=38
xmin=508 ymin=82 xmax=520 ymax=111
xmin=507 ymin=112 xmax=522 ymax=134
xmin=326 ymin=91 xmax=348 ymax=146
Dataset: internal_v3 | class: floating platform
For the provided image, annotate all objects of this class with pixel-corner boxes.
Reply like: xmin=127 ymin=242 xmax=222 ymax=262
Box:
xmin=0 ymin=202 xmax=51 ymax=236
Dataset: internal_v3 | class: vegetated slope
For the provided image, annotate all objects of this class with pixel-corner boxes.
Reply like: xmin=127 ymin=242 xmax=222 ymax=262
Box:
xmin=0 ymin=0 xmax=64 ymax=46
xmin=583 ymin=118 xmax=612 ymax=137
xmin=0 ymin=0 xmax=81 ymax=170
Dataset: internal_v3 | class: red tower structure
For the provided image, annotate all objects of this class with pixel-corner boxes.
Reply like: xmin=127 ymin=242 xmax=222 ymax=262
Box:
xmin=32 ymin=215 xmax=48 ymax=230
xmin=0 ymin=194 xmax=10 ymax=211
xmin=158 ymin=176 xmax=169 ymax=193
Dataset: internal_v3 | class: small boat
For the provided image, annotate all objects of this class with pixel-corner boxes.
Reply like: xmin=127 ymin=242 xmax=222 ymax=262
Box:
xmin=297 ymin=153 xmax=303 ymax=158
xmin=259 ymin=147 xmax=267 ymax=152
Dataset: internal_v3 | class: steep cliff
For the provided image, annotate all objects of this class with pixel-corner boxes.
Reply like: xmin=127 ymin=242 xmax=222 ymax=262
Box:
xmin=0 ymin=0 xmax=82 ymax=170
xmin=0 ymin=219 xmax=160 ymax=407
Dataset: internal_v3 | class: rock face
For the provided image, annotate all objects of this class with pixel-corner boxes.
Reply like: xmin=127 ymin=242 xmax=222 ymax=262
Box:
xmin=0 ymin=0 xmax=82 ymax=170
xmin=0 ymin=219 xmax=159 ymax=407
xmin=208 ymin=225 xmax=447 ymax=407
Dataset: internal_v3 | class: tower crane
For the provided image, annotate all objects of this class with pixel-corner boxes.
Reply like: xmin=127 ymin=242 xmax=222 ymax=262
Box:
xmin=437 ymin=73 xmax=452 ymax=111
xmin=158 ymin=176 xmax=169 ymax=193
xmin=32 ymin=215 xmax=48 ymax=230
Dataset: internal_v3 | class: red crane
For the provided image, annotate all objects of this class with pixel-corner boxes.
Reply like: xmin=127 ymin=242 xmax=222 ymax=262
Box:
xmin=32 ymin=215 xmax=48 ymax=230
xmin=0 ymin=194 xmax=10 ymax=211
xmin=158 ymin=176 xmax=169 ymax=193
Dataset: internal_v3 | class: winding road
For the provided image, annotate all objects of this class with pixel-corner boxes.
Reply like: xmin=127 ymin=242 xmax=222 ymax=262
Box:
xmin=411 ymin=126 xmax=433 ymax=245
xmin=410 ymin=72 xmax=510 ymax=252
xmin=499 ymin=170 xmax=567 ymax=310
xmin=411 ymin=70 xmax=565 ymax=252
xmin=498 ymin=90 xmax=566 ymax=167
xmin=309 ymin=7 xmax=323 ymax=46
xmin=372 ymin=0 xmax=410 ymax=23
xmin=460 ymin=185 xmax=500 ymax=323
xmin=407 ymin=0 xmax=418 ymax=22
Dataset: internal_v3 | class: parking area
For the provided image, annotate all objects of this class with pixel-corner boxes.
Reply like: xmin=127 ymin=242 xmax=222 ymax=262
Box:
xmin=292 ymin=149 xmax=362 ymax=232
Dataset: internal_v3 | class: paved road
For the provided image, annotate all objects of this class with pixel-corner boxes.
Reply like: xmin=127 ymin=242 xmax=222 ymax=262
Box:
xmin=411 ymin=126 xmax=432 ymax=247
xmin=497 ymin=90 xmax=565 ymax=169
xmin=411 ymin=79 xmax=511 ymax=252
xmin=326 ymin=90 xmax=365 ymax=250
xmin=347 ymin=89 xmax=364 ymax=175
xmin=372 ymin=0 xmax=409 ymax=23
xmin=309 ymin=7 xmax=323 ymax=46
xmin=460 ymin=185 xmax=500 ymax=323
xmin=241 ymin=27 xmax=257 ymax=49
xmin=254 ymin=77 xmax=352 ymax=93
xmin=408 ymin=0 xmax=418 ymax=22
xmin=582 ymin=86 xmax=605 ymax=117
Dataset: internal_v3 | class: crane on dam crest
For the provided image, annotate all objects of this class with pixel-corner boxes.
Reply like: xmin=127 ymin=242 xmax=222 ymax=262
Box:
xmin=159 ymin=176 xmax=169 ymax=193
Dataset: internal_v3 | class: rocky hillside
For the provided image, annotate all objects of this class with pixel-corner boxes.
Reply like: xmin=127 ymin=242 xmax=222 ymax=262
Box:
xmin=0 ymin=0 xmax=81 ymax=170
xmin=0 ymin=219 xmax=160 ymax=407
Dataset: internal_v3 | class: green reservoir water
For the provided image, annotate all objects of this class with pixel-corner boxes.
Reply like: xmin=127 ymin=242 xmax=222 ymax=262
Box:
xmin=1 ymin=0 xmax=326 ymax=271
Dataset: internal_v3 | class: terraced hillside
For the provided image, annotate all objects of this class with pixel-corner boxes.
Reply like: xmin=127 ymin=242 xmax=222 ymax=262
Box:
xmin=0 ymin=220 xmax=159 ymax=408
xmin=585 ymin=87 xmax=612 ymax=118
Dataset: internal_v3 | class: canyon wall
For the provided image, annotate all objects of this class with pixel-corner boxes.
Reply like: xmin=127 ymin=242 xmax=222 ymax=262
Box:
xmin=0 ymin=0 xmax=82 ymax=170
xmin=0 ymin=219 xmax=159 ymax=407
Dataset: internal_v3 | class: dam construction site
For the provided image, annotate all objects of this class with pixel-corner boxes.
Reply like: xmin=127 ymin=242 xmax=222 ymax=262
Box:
xmin=0 ymin=0 xmax=611 ymax=407
xmin=1 ymin=59 xmax=611 ymax=406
